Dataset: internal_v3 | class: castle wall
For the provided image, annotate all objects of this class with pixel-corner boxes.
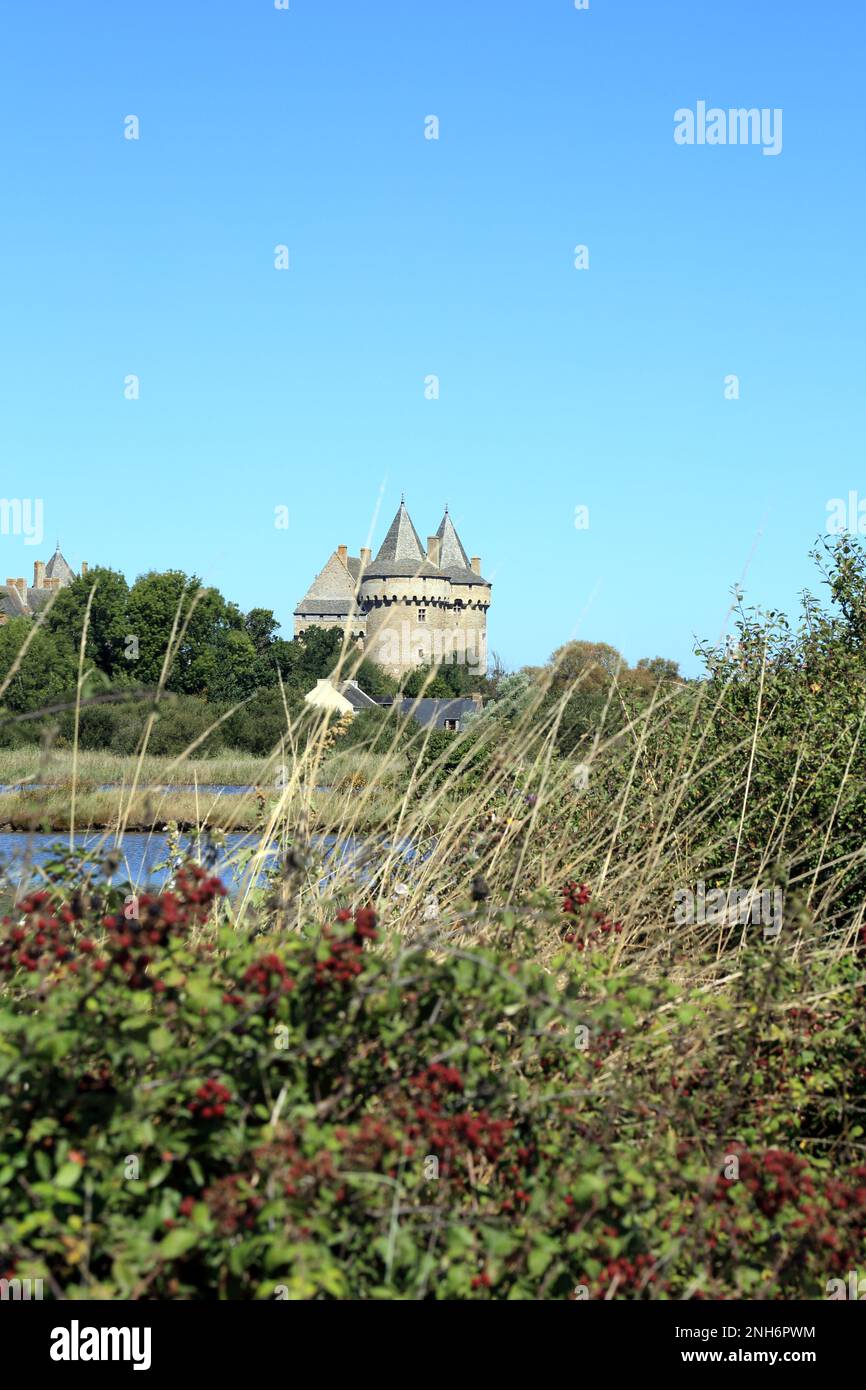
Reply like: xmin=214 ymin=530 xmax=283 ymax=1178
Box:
xmin=361 ymin=574 xmax=443 ymax=677
xmin=359 ymin=574 xmax=488 ymax=679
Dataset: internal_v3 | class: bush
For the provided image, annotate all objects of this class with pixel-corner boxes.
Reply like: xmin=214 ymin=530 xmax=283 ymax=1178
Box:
xmin=1 ymin=856 xmax=864 ymax=1300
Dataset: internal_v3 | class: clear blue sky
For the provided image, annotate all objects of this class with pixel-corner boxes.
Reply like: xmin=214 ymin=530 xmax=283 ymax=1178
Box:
xmin=1 ymin=1 xmax=863 ymax=676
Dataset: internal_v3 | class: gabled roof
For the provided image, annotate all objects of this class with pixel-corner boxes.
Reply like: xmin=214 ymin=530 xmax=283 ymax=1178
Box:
xmin=0 ymin=588 xmax=26 ymax=618
xmin=337 ymin=681 xmax=381 ymax=711
xmin=397 ymin=697 xmax=481 ymax=729
xmin=295 ymin=549 xmax=359 ymax=616
xmin=45 ymin=547 xmax=74 ymax=585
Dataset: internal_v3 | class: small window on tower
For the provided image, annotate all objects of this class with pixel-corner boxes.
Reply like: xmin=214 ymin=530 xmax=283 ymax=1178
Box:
xmin=418 ymin=609 xmax=427 ymax=622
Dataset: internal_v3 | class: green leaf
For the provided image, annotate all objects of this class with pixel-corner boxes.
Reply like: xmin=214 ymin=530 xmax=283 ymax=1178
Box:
xmin=158 ymin=1228 xmax=199 ymax=1260
xmin=54 ymin=1162 xmax=84 ymax=1189
xmin=149 ymin=1026 xmax=173 ymax=1054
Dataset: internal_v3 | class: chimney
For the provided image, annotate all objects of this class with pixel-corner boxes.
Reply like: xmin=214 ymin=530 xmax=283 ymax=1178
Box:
xmin=427 ymin=536 xmax=441 ymax=567
xmin=470 ymin=556 xmax=481 ymax=575
xmin=81 ymin=561 xmax=88 ymax=576
xmin=33 ymin=560 xmax=46 ymax=588
xmin=359 ymin=546 xmax=371 ymax=568
xmin=44 ymin=577 xmax=60 ymax=590
xmin=337 ymin=544 xmax=348 ymax=565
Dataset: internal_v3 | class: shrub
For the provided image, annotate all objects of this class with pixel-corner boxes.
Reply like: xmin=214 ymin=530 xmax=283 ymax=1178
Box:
xmin=1 ymin=854 xmax=864 ymax=1300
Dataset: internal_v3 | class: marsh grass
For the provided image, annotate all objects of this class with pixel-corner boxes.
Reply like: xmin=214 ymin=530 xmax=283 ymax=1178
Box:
xmin=3 ymin=545 xmax=866 ymax=986
xmin=0 ymin=746 xmax=270 ymax=790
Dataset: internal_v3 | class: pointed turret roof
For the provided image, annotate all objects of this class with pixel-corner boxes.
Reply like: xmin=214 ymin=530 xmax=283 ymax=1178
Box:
xmin=45 ymin=546 xmax=75 ymax=586
xmin=365 ymin=500 xmax=441 ymax=578
xmin=433 ymin=507 xmax=487 ymax=585
xmin=374 ymin=500 xmax=426 ymax=567
xmin=434 ymin=507 xmax=471 ymax=571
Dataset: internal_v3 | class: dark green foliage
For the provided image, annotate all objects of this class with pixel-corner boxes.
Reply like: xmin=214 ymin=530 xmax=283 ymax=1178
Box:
xmin=0 ymin=573 xmax=378 ymax=756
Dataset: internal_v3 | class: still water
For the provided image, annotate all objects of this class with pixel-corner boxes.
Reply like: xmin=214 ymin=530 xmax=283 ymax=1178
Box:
xmin=0 ymin=829 xmax=398 ymax=894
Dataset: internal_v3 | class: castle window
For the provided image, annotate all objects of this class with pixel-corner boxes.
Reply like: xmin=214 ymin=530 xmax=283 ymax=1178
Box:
xmin=418 ymin=608 xmax=426 ymax=622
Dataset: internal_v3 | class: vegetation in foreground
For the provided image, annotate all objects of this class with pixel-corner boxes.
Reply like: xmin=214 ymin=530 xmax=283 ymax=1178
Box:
xmin=0 ymin=537 xmax=865 ymax=1299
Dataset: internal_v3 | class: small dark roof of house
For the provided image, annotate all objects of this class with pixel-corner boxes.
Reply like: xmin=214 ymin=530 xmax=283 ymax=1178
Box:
xmin=398 ymin=697 xmax=480 ymax=729
xmin=337 ymin=681 xmax=381 ymax=711
xmin=346 ymin=556 xmax=363 ymax=581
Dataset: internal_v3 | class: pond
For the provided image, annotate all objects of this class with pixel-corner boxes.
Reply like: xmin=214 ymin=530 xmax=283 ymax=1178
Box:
xmin=0 ymin=829 xmax=415 ymax=895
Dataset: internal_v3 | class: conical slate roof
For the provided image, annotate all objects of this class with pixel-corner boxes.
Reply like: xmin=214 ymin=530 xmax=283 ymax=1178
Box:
xmin=367 ymin=501 xmax=440 ymax=578
xmin=434 ymin=508 xmax=471 ymax=570
xmin=374 ymin=501 xmax=426 ymax=565
xmin=45 ymin=546 xmax=75 ymax=585
xmin=433 ymin=507 xmax=487 ymax=584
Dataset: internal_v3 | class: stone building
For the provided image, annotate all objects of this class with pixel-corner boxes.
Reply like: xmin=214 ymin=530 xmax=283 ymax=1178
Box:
xmin=0 ymin=546 xmax=84 ymax=625
xmin=294 ymin=500 xmax=491 ymax=679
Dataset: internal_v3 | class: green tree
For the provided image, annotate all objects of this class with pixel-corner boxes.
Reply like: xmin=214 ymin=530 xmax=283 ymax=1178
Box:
xmin=244 ymin=608 xmax=279 ymax=655
xmin=0 ymin=618 xmax=78 ymax=716
xmin=46 ymin=567 xmax=131 ymax=681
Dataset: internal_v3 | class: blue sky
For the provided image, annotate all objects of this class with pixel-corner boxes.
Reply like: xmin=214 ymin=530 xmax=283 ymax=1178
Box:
xmin=1 ymin=0 xmax=863 ymax=676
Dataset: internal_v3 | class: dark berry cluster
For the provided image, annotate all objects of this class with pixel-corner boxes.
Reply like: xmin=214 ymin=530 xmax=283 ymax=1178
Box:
xmin=0 ymin=869 xmax=227 ymax=991
xmin=200 ymin=1175 xmax=264 ymax=1235
xmin=313 ymin=907 xmax=377 ymax=987
xmin=397 ymin=1065 xmax=512 ymax=1185
xmin=561 ymin=881 xmax=622 ymax=948
xmin=581 ymin=1250 xmax=657 ymax=1299
xmin=0 ymin=891 xmax=75 ymax=975
xmin=223 ymin=952 xmax=295 ymax=1009
xmin=187 ymin=1079 xmax=232 ymax=1121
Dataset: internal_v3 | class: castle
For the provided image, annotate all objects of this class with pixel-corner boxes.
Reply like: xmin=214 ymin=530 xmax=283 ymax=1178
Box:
xmin=0 ymin=546 xmax=84 ymax=624
xmin=294 ymin=500 xmax=491 ymax=679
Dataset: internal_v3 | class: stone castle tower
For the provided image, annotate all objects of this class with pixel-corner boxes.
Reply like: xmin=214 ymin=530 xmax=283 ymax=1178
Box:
xmin=293 ymin=500 xmax=490 ymax=680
